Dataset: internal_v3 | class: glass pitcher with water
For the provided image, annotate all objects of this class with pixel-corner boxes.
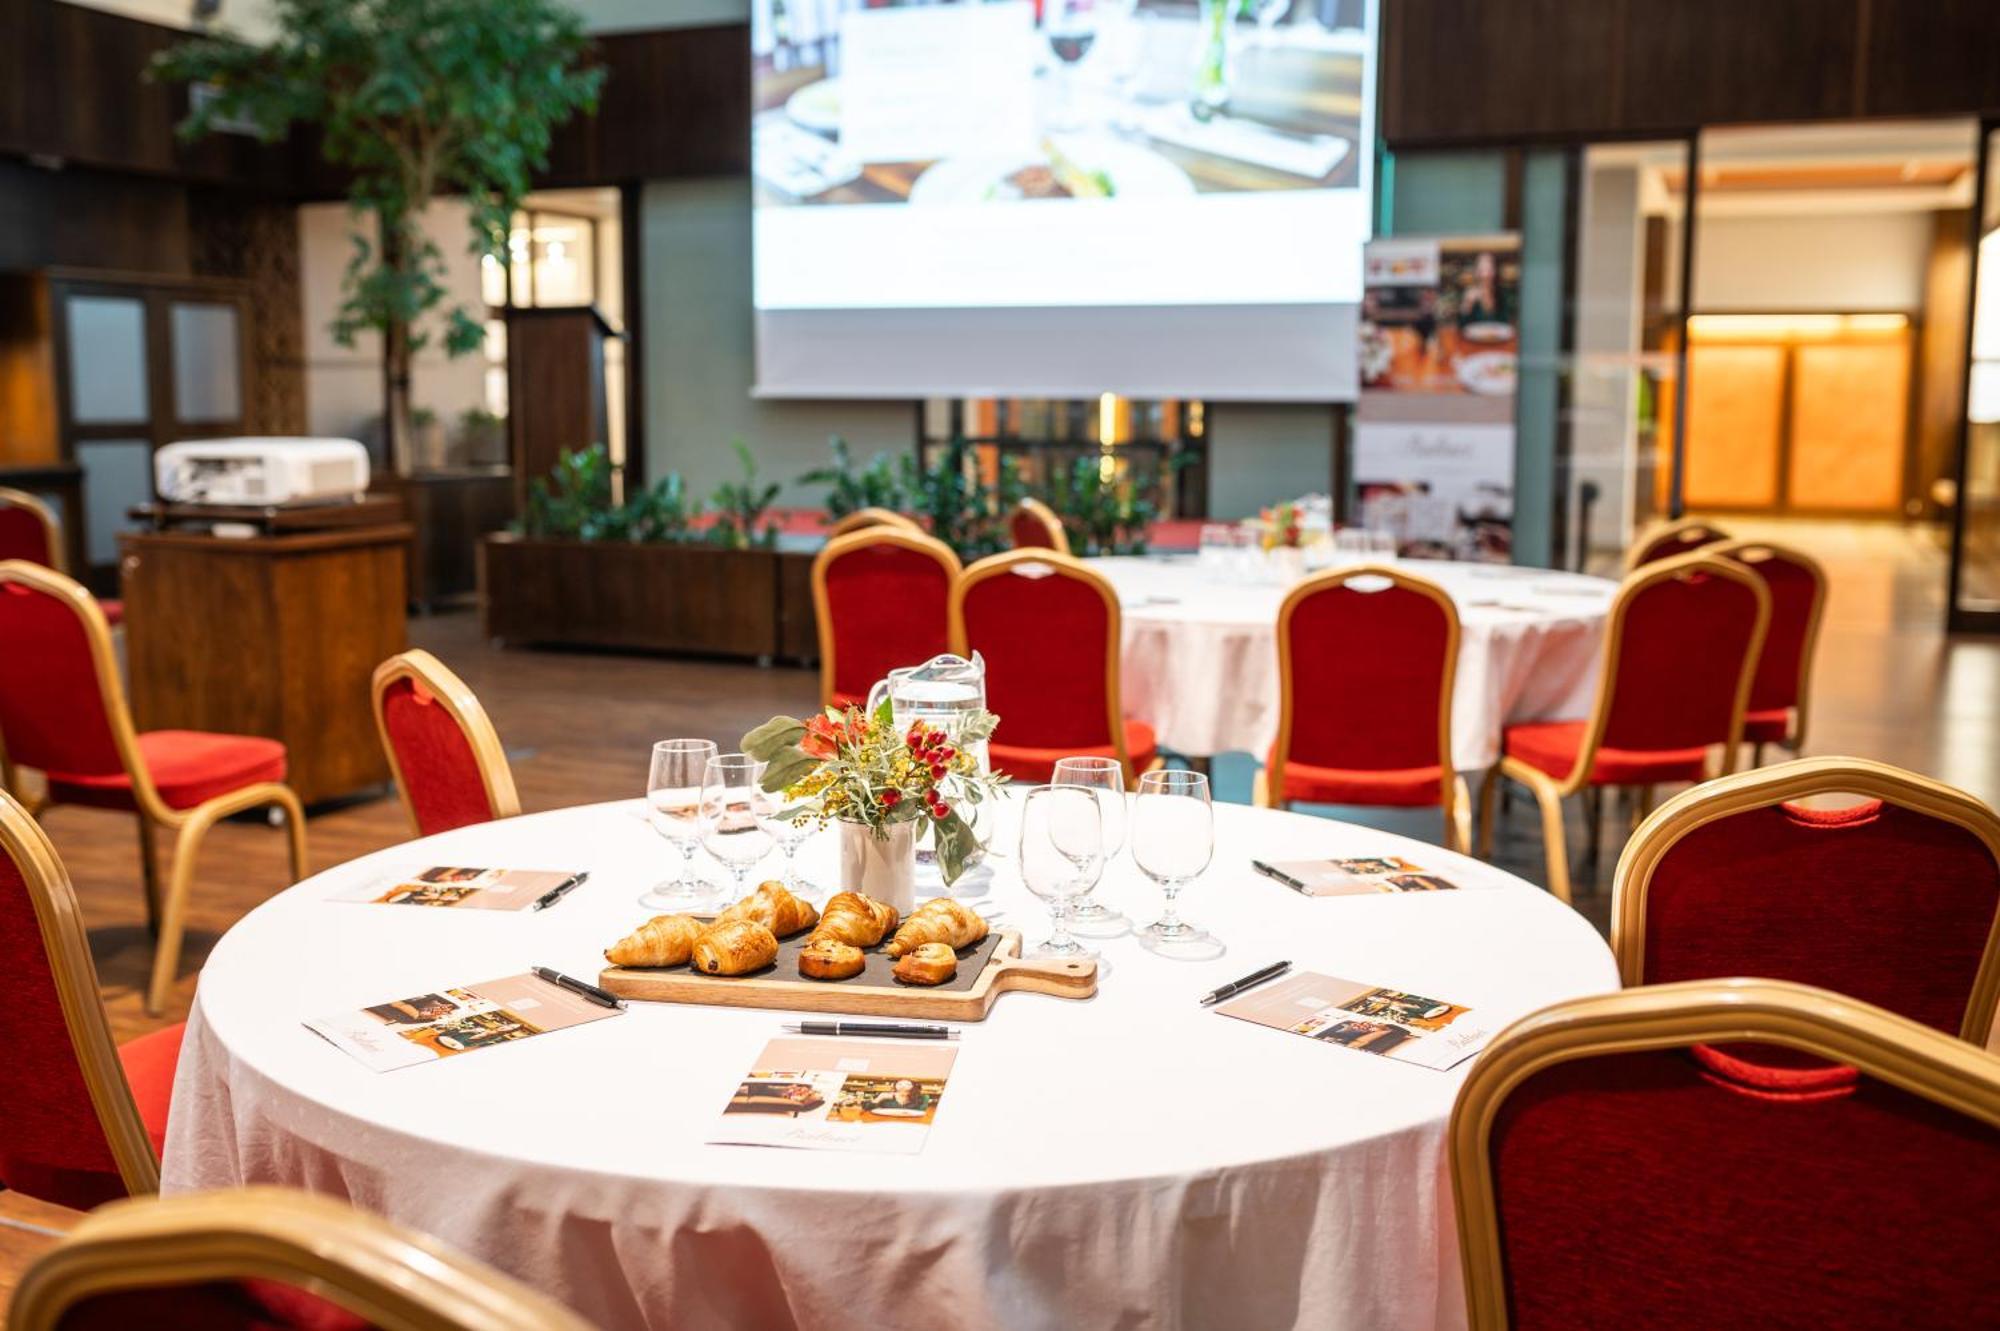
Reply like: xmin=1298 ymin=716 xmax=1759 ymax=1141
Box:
xmin=867 ymin=653 xmax=992 ymax=887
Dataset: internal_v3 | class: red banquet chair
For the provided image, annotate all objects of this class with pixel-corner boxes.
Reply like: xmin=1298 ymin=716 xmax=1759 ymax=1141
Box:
xmin=1006 ymin=497 xmax=1071 ymax=555
xmin=1623 ymin=516 xmax=1729 ymax=571
xmin=1255 ymin=565 xmax=1470 ymax=852
xmin=9 ymin=1187 xmax=595 ymax=1331
xmin=1477 ymin=552 xmax=1769 ymax=903
xmin=371 ymin=650 xmax=520 ymax=838
xmin=811 ymin=528 xmax=963 ymax=710
xmin=0 ymin=561 xmax=306 ymax=1014
xmin=1613 ymin=756 xmax=2000 ymax=1045
xmin=950 ymin=549 xmax=1156 ymax=783
xmin=825 ymin=507 xmax=921 ymax=539
xmin=1450 ymin=979 xmax=2000 ymax=1330
xmin=1712 ymin=538 xmax=1827 ymax=762
xmin=0 ymin=486 xmax=121 ymax=626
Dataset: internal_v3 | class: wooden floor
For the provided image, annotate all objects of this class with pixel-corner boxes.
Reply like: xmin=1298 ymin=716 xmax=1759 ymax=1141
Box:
xmin=3 ymin=514 xmax=1996 ymax=1299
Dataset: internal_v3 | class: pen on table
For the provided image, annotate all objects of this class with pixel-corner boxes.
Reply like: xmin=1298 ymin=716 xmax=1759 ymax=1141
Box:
xmin=532 ymin=965 xmax=623 ymax=1010
xmin=782 ymin=1021 xmax=959 ymax=1040
xmin=530 ymin=871 xmax=589 ymax=911
xmin=1198 ymin=960 xmax=1293 ymax=1007
xmin=1251 ymin=860 xmax=1309 ymax=894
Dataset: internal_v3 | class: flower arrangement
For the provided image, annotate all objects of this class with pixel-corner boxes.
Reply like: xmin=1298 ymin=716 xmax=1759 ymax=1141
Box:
xmin=742 ymin=701 xmax=1008 ymax=883
xmin=1259 ymin=502 xmax=1304 ymax=550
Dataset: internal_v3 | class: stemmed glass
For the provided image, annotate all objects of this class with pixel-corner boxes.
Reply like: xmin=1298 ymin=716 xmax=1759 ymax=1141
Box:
xmin=1043 ymin=0 xmax=1099 ymax=131
xmin=1251 ymin=0 xmax=1292 ymax=48
xmin=640 ymin=738 xmax=718 ymax=910
xmin=702 ymin=753 xmax=776 ymax=897
xmin=1052 ymin=756 xmax=1130 ymax=938
xmin=754 ymin=779 xmax=821 ymax=902
xmin=1133 ymin=769 xmax=1220 ymax=959
xmin=1017 ymin=784 xmax=1103 ymax=957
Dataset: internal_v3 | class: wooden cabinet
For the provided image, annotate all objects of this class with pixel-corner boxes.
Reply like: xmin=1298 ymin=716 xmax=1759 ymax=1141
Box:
xmin=120 ymin=518 xmax=411 ymax=806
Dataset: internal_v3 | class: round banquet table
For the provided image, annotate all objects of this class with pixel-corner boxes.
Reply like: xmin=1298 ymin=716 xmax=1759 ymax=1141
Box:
xmin=163 ymin=797 xmax=1618 ymax=1331
xmin=1092 ymin=555 xmax=1618 ymax=772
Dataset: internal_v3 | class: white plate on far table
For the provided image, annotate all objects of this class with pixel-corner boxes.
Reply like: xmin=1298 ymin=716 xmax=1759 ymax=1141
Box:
xmin=909 ymin=134 xmax=1195 ymax=206
xmin=785 ymin=78 xmax=841 ymax=135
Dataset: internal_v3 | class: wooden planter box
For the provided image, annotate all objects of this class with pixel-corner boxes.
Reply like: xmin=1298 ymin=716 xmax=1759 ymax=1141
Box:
xmin=481 ymin=533 xmax=805 ymax=661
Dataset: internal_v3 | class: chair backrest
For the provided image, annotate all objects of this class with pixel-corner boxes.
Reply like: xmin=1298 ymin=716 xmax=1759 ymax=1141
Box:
xmin=0 ymin=562 xmax=146 ymax=791
xmin=1272 ymin=565 xmax=1457 ymax=795
xmin=8 ymin=1187 xmax=597 ymax=1331
xmin=1451 ymin=979 xmax=2000 ymax=1331
xmin=951 ymin=550 xmax=1124 ymax=760
xmin=371 ymin=651 xmax=520 ymax=839
xmin=0 ymin=488 xmax=62 ymax=570
xmin=1006 ymin=498 xmax=1071 ymax=556
xmin=1614 ymin=756 xmax=2000 ymax=1045
xmin=811 ymin=529 xmax=963 ymax=708
xmin=825 ymin=507 xmax=921 ymax=538
xmin=0 ymin=791 xmax=158 ymax=1210
xmin=1624 ymin=517 xmax=1729 ymax=570
xmin=1568 ymin=553 xmax=1768 ymax=777
xmin=1712 ymin=538 xmax=1826 ymax=737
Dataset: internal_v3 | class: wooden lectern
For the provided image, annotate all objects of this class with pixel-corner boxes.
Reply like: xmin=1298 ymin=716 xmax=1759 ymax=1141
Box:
xmin=506 ymin=305 xmax=619 ymax=507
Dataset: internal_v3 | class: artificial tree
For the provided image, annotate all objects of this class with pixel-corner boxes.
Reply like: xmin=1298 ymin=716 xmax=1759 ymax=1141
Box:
xmin=155 ymin=0 xmax=602 ymax=472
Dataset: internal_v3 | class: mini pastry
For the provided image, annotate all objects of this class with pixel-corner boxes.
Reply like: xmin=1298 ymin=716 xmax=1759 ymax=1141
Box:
xmin=691 ymin=919 xmax=779 ymax=976
xmin=809 ymin=891 xmax=900 ymax=948
xmin=798 ymin=936 xmax=866 ymax=981
xmin=716 ymin=881 xmax=820 ymax=938
xmin=603 ymin=914 xmax=704 ymax=968
xmin=892 ymin=942 xmax=958 ymax=986
xmin=885 ymin=898 xmax=988 ymax=958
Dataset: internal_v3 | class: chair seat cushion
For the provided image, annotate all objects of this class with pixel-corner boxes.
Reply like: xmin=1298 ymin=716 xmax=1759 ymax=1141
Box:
xmin=1742 ymin=707 xmax=1791 ymax=744
xmin=98 ymin=597 xmax=124 ymax=627
xmin=48 ymin=730 xmax=287 ymax=812
xmin=990 ymin=720 xmax=1158 ymax=783
xmin=1503 ymin=720 xmax=1708 ymax=786
xmin=1268 ymin=747 xmax=1447 ymax=807
xmin=117 ymin=1020 xmax=185 ymax=1156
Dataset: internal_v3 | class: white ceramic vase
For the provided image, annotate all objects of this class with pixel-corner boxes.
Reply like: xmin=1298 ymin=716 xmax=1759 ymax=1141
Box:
xmin=838 ymin=819 xmax=918 ymax=914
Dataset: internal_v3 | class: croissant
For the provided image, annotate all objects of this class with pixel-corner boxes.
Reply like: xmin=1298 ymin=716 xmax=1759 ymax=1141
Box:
xmin=884 ymin=898 xmax=988 ymax=958
xmin=716 ymin=881 xmax=820 ymax=938
xmin=604 ymin=914 xmax=704 ymax=968
xmin=798 ymin=936 xmax=866 ymax=981
xmin=809 ymin=892 xmax=900 ymax=948
xmin=892 ymin=942 xmax=958 ymax=986
xmin=692 ymin=919 xmax=779 ymax=976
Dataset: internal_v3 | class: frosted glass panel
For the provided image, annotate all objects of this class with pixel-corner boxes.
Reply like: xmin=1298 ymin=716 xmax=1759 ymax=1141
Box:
xmin=66 ymin=296 xmax=149 ymax=424
xmin=171 ymin=302 xmax=242 ymax=423
xmin=76 ymin=439 xmax=153 ymax=567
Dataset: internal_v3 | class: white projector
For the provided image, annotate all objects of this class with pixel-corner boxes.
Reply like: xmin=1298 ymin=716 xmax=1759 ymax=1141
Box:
xmin=155 ymin=438 xmax=371 ymax=506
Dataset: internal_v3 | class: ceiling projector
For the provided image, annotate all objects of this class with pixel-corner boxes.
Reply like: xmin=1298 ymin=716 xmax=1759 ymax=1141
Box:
xmin=154 ymin=438 xmax=371 ymax=506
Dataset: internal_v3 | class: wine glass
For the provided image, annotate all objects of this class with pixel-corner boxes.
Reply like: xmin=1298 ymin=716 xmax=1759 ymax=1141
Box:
xmin=702 ymin=753 xmax=776 ymax=897
xmin=1251 ymin=0 xmax=1291 ymax=48
xmin=1052 ymin=756 xmax=1130 ymax=938
xmin=1017 ymin=784 xmax=1102 ymax=957
xmin=754 ymin=779 xmax=821 ymax=902
xmin=1043 ymin=0 xmax=1099 ymax=131
xmin=640 ymin=738 xmax=719 ymax=910
xmin=1132 ymin=769 xmax=1220 ymax=959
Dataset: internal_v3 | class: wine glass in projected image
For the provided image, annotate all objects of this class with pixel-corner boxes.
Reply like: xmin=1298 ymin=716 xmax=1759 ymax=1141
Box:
xmin=1044 ymin=0 xmax=1099 ymax=131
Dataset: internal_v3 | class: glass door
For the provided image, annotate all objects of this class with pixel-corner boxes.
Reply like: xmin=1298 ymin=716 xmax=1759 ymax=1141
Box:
xmin=1951 ymin=121 xmax=2000 ymax=630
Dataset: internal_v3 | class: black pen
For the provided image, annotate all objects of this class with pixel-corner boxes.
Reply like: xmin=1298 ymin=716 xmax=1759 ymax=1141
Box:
xmin=530 ymin=872 xmax=589 ymax=911
xmin=1251 ymin=860 xmax=1310 ymax=894
xmin=532 ymin=965 xmax=623 ymax=1010
xmin=781 ymin=1021 xmax=958 ymax=1040
xmin=1199 ymin=960 xmax=1293 ymax=1007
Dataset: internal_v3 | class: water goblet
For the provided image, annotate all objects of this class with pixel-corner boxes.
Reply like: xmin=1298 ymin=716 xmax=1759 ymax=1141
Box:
xmin=1018 ymin=784 xmax=1103 ymax=958
xmin=1052 ymin=755 xmax=1131 ymax=938
xmin=639 ymin=738 xmax=719 ymax=910
xmin=1133 ymin=769 xmax=1221 ymax=959
xmin=755 ymin=780 xmax=822 ymax=902
xmin=702 ymin=753 xmax=776 ymax=897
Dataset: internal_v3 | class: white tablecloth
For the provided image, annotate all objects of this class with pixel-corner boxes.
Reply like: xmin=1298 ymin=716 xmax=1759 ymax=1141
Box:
xmin=1096 ymin=557 xmax=1616 ymax=771
xmin=163 ymin=799 xmax=1617 ymax=1331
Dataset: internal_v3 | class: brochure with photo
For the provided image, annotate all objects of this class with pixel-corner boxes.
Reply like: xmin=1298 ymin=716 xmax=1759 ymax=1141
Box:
xmin=708 ymin=1038 xmax=958 ymax=1156
xmin=336 ymin=866 xmax=579 ymax=911
xmin=1263 ymin=855 xmax=1468 ymax=897
xmin=306 ymin=973 xmax=622 ymax=1073
xmin=1215 ymin=972 xmax=1496 ymax=1071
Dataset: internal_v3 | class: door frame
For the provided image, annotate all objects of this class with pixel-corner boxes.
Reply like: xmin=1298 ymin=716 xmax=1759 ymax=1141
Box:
xmin=1947 ymin=115 xmax=2000 ymax=634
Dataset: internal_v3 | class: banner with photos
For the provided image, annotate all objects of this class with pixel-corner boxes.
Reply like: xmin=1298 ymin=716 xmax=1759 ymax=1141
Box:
xmin=1354 ymin=235 xmax=1521 ymax=562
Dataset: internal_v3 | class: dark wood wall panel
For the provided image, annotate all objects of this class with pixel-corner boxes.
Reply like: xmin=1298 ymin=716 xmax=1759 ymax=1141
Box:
xmin=0 ymin=159 xmax=192 ymax=274
xmin=542 ymin=23 xmax=751 ymax=186
xmin=1861 ymin=0 xmax=2000 ymax=119
xmin=1617 ymin=0 xmax=1859 ymax=131
xmin=1381 ymin=0 xmax=1619 ymax=144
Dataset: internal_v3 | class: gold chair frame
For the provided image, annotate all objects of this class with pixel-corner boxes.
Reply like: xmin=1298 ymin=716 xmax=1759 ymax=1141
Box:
xmin=1612 ymin=755 xmax=2000 ymax=1047
xmin=826 ymin=506 xmax=922 ymax=538
xmin=1009 ymin=497 xmax=1072 ymax=556
xmin=950 ymin=548 xmax=1152 ymax=783
xmin=370 ymin=649 xmax=521 ymax=837
xmin=1255 ymin=564 xmax=1471 ymax=853
xmin=1475 ymin=552 xmax=1770 ymax=904
xmin=0 ymin=560 xmax=307 ymax=1014
xmin=1709 ymin=537 xmax=1828 ymax=763
xmin=0 ymin=486 xmax=65 ymax=572
xmin=0 ymin=790 xmax=159 ymax=1198
xmin=1623 ymin=516 xmax=1730 ymax=571
xmin=809 ymin=528 xmax=964 ymax=709
xmin=7 ymin=1187 xmax=596 ymax=1331
xmin=1449 ymin=977 xmax=2000 ymax=1331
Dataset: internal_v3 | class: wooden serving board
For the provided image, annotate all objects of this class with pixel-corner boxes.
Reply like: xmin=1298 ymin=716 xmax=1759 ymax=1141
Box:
xmin=598 ymin=929 xmax=1095 ymax=1020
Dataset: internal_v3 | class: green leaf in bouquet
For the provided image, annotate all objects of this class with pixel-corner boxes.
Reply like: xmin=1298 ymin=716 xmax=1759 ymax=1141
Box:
xmin=872 ymin=693 xmax=895 ymax=731
xmin=742 ymin=716 xmax=806 ymax=760
xmin=934 ymin=810 xmax=979 ymax=884
xmin=760 ymin=747 xmax=822 ymax=794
